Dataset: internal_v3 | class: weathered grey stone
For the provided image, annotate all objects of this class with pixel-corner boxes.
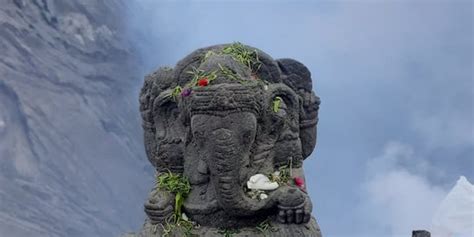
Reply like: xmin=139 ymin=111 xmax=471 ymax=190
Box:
xmin=412 ymin=230 xmax=431 ymax=237
xmin=135 ymin=43 xmax=322 ymax=236
xmin=135 ymin=218 xmax=322 ymax=237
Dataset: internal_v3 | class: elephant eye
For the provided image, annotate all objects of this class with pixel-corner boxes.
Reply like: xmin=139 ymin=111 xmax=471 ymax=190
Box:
xmin=242 ymin=129 xmax=256 ymax=146
xmin=194 ymin=130 xmax=205 ymax=139
xmin=243 ymin=130 xmax=251 ymax=140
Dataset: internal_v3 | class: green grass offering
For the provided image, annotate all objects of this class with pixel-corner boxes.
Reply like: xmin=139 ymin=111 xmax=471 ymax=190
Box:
xmin=191 ymin=42 xmax=264 ymax=86
xmin=156 ymin=171 xmax=191 ymax=218
xmin=273 ymin=96 xmax=283 ymax=113
xmin=256 ymin=219 xmax=278 ymax=236
xmin=203 ymin=50 xmax=217 ymax=61
xmin=217 ymin=63 xmax=253 ymax=84
xmin=171 ymin=86 xmax=182 ymax=98
xmin=269 ymin=164 xmax=291 ymax=185
xmin=218 ymin=228 xmax=240 ymax=237
xmin=222 ymin=42 xmax=262 ymax=72
xmin=186 ymin=67 xmax=218 ymax=87
xmin=161 ymin=214 xmax=195 ymax=237
xmin=155 ymin=172 xmax=194 ymax=236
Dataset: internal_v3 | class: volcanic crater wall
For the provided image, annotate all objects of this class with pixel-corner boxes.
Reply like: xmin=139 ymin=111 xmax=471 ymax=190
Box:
xmin=0 ymin=1 xmax=151 ymax=236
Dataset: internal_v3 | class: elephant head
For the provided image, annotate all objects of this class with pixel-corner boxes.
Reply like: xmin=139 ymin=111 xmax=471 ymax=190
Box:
xmin=139 ymin=43 xmax=320 ymax=228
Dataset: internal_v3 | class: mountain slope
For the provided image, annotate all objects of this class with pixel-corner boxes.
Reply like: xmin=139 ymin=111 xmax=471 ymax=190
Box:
xmin=0 ymin=0 xmax=152 ymax=236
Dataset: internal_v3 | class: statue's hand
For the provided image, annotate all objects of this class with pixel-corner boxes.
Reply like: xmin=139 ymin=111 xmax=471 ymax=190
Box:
xmin=144 ymin=189 xmax=175 ymax=224
xmin=276 ymin=187 xmax=312 ymax=224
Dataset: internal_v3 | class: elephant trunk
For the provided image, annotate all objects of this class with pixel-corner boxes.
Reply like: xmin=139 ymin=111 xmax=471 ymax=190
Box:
xmin=210 ymin=128 xmax=277 ymax=216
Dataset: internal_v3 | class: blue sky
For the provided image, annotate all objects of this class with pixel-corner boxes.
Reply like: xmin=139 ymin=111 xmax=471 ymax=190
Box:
xmin=127 ymin=1 xmax=473 ymax=236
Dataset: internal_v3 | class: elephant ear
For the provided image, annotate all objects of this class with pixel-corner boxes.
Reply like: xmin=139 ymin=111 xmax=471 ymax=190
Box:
xmin=139 ymin=67 xmax=185 ymax=172
xmin=265 ymin=84 xmax=300 ymax=134
xmin=276 ymin=58 xmax=321 ymax=159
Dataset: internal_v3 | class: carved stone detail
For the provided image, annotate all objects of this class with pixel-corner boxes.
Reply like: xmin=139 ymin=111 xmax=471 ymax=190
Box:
xmin=135 ymin=43 xmax=322 ymax=236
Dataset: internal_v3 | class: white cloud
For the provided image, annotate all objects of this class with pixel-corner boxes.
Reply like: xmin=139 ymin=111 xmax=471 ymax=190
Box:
xmin=363 ymin=142 xmax=447 ymax=236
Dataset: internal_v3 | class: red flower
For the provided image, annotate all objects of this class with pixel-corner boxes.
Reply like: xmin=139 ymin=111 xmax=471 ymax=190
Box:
xmin=198 ymin=78 xmax=209 ymax=87
xmin=294 ymin=177 xmax=305 ymax=188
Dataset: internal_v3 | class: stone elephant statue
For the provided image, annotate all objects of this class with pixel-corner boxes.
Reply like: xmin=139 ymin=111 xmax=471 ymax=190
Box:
xmin=137 ymin=43 xmax=321 ymax=236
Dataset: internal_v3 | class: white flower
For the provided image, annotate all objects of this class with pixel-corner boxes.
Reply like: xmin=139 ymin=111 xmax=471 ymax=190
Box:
xmin=259 ymin=193 xmax=268 ymax=200
xmin=247 ymin=174 xmax=279 ymax=190
xmin=182 ymin=213 xmax=189 ymax=221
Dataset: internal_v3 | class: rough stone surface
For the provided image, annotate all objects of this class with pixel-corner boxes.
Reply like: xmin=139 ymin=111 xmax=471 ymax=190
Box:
xmin=136 ymin=218 xmax=322 ymax=237
xmin=134 ymin=44 xmax=322 ymax=236
xmin=412 ymin=230 xmax=431 ymax=237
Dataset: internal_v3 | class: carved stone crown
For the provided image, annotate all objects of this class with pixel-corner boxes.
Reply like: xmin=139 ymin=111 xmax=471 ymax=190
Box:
xmin=187 ymin=84 xmax=263 ymax=117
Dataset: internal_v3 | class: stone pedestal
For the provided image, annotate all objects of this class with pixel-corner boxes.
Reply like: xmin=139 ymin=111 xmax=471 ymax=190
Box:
xmin=132 ymin=218 xmax=322 ymax=237
xmin=412 ymin=230 xmax=431 ymax=237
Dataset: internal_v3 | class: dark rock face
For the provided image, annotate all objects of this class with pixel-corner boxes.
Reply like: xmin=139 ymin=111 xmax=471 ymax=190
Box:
xmin=135 ymin=44 xmax=322 ymax=236
xmin=0 ymin=0 xmax=150 ymax=236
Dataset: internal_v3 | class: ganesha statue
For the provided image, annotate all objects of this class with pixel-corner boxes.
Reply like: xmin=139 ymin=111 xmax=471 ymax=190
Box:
xmin=134 ymin=43 xmax=322 ymax=236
